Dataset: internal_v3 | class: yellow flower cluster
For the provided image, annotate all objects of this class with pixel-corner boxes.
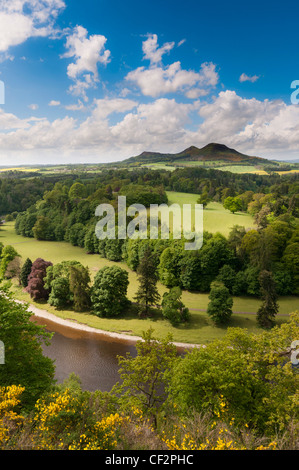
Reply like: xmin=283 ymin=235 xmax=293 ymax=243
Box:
xmin=0 ymin=385 xmax=24 ymax=446
xmin=68 ymin=413 xmax=127 ymax=450
xmin=31 ymin=389 xmax=77 ymax=450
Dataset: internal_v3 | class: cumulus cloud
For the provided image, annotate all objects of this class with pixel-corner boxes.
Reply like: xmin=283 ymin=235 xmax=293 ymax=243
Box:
xmin=126 ymin=61 xmax=219 ymax=98
xmin=61 ymin=25 xmax=111 ymax=101
xmin=142 ymin=33 xmax=175 ymax=65
xmin=239 ymin=73 xmax=260 ymax=83
xmin=0 ymin=0 xmax=65 ymax=56
xmin=125 ymin=34 xmax=218 ymax=99
xmin=1 ymin=87 xmax=299 ymax=162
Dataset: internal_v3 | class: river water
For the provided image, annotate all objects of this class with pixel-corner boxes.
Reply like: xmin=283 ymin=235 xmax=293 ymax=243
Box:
xmin=33 ymin=316 xmax=138 ymax=392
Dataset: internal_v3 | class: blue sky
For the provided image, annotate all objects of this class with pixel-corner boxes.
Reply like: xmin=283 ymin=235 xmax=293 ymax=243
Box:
xmin=0 ymin=0 xmax=298 ymax=164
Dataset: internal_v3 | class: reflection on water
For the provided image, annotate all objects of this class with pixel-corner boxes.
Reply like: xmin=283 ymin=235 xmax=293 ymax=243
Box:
xmin=32 ymin=316 xmax=137 ymax=392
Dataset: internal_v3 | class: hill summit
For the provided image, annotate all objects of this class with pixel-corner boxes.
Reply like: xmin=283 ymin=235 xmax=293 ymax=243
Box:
xmin=123 ymin=143 xmax=266 ymax=164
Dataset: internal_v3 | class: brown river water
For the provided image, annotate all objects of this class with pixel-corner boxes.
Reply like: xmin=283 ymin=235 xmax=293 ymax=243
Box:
xmin=33 ymin=315 xmax=138 ymax=392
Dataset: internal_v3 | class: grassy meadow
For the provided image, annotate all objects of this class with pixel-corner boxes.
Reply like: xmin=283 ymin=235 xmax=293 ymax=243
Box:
xmin=0 ymin=212 xmax=297 ymax=345
xmin=166 ymin=191 xmax=256 ymax=236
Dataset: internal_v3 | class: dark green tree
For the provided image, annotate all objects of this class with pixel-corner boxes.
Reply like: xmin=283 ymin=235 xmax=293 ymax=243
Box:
xmin=161 ymin=287 xmax=190 ymax=326
xmin=91 ymin=266 xmax=129 ymax=317
xmin=69 ymin=264 xmax=91 ymax=312
xmin=20 ymin=258 xmax=32 ymax=287
xmin=256 ymin=270 xmax=279 ymax=328
xmin=207 ymin=281 xmax=233 ymax=325
xmin=0 ymin=288 xmax=55 ymax=409
xmin=134 ymin=247 xmax=161 ymax=317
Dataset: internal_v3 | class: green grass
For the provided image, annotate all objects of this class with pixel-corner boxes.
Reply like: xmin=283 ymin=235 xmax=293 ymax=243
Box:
xmin=214 ymin=165 xmax=267 ymax=174
xmin=1 ymin=220 xmax=297 ymax=345
xmin=166 ymin=191 xmax=256 ymax=236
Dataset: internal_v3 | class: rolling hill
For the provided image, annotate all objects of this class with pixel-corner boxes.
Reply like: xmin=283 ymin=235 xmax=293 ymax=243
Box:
xmin=121 ymin=143 xmax=269 ymax=165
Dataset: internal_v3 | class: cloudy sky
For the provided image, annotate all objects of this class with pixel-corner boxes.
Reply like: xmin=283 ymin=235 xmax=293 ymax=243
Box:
xmin=0 ymin=0 xmax=298 ymax=165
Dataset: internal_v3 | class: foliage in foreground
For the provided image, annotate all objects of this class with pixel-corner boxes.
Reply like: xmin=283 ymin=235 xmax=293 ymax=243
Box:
xmin=0 ymin=312 xmax=298 ymax=450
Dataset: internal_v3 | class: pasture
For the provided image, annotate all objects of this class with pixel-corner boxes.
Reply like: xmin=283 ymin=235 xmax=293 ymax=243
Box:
xmin=0 ymin=220 xmax=296 ymax=345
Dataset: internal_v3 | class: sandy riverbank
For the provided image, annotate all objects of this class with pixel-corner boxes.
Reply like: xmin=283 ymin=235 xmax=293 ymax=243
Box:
xmin=17 ymin=300 xmax=201 ymax=350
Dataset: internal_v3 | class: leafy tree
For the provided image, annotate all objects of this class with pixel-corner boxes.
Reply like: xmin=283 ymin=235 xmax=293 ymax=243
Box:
xmin=26 ymin=258 xmax=53 ymax=300
xmin=69 ymin=264 xmax=91 ymax=312
xmin=282 ymin=241 xmax=299 ymax=295
xmin=216 ymin=264 xmax=236 ymax=293
xmin=158 ymin=245 xmax=183 ymax=288
xmin=161 ymin=287 xmax=190 ymax=326
xmin=112 ymin=328 xmax=177 ymax=424
xmin=91 ymin=266 xmax=129 ymax=318
xmin=134 ymin=247 xmax=161 ymax=317
xmin=207 ymin=281 xmax=233 ymax=325
xmin=179 ymin=251 xmax=202 ymax=291
xmin=166 ymin=312 xmax=299 ymax=433
xmin=48 ymin=277 xmax=71 ymax=308
xmin=20 ymin=258 xmax=32 ymax=287
xmin=223 ymin=196 xmax=243 ymax=214
xmin=84 ymin=226 xmax=99 ymax=254
xmin=68 ymin=182 xmax=87 ymax=201
xmin=199 ymin=233 xmax=235 ymax=291
xmin=67 ymin=223 xmax=86 ymax=247
xmin=44 ymin=261 xmax=84 ymax=308
xmin=197 ymin=192 xmax=211 ymax=208
xmin=4 ymin=256 xmax=21 ymax=282
xmin=0 ymin=246 xmax=20 ymax=279
xmin=256 ymin=270 xmax=279 ymax=328
xmin=33 ymin=216 xmax=52 ymax=240
xmin=0 ymin=288 xmax=55 ymax=409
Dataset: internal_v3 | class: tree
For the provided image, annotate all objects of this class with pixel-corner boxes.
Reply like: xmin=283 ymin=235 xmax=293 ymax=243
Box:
xmin=91 ymin=266 xmax=129 ymax=318
xmin=216 ymin=264 xmax=236 ymax=293
xmin=32 ymin=216 xmax=52 ymax=240
xmin=0 ymin=288 xmax=55 ymax=409
xmin=223 ymin=196 xmax=243 ymax=214
xmin=68 ymin=182 xmax=87 ymax=202
xmin=112 ymin=328 xmax=178 ymax=425
xmin=48 ymin=277 xmax=71 ymax=308
xmin=4 ymin=256 xmax=21 ymax=282
xmin=0 ymin=245 xmax=20 ymax=279
xmin=26 ymin=258 xmax=53 ymax=300
xmin=44 ymin=261 xmax=85 ymax=309
xmin=161 ymin=287 xmax=190 ymax=326
xmin=158 ymin=245 xmax=183 ymax=288
xmin=256 ymin=270 xmax=279 ymax=328
xmin=166 ymin=312 xmax=299 ymax=432
xmin=134 ymin=247 xmax=161 ymax=317
xmin=69 ymin=264 xmax=91 ymax=312
xmin=207 ymin=281 xmax=233 ymax=325
xmin=20 ymin=258 xmax=32 ymax=287
xmin=197 ymin=192 xmax=211 ymax=208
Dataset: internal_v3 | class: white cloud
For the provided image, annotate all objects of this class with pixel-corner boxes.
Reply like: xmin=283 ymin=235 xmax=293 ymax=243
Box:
xmin=62 ymin=25 xmax=111 ymax=100
xmin=0 ymin=1 xmax=65 ymax=56
xmin=177 ymin=39 xmax=186 ymax=47
xmin=1 ymin=89 xmax=299 ymax=163
xmin=142 ymin=33 xmax=175 ymax=65
xmin=64 ymin=100 xmax=85 ymax=111
xmin=239 ymin=73 xmax=260 ymax=83
xmin=48 ymin=100 xmax=61 ymax=106
xmin=126 ymin=61 xmax=218 ymax=98
xmin=28 ymin=103 xmax=39 ymax=110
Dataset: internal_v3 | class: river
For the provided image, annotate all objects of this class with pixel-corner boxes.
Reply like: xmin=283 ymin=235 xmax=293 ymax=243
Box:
xmin=33 ymin=315 xmax=138 ymax=392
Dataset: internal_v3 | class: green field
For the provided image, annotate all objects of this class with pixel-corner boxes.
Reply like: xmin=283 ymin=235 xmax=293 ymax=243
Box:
xmin=166 ymin=191 xmax=256 ymax=236
xmin=1 ymin=218 xmax=297 ymax=345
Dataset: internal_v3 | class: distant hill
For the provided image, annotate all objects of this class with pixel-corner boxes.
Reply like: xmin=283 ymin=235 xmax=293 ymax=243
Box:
xmin=121 ymin=143 xmax=269 ymax=165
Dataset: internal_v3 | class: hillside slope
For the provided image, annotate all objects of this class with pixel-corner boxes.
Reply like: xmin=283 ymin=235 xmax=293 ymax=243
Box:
xmin=122 ymin=143 xmax=268 ymax=165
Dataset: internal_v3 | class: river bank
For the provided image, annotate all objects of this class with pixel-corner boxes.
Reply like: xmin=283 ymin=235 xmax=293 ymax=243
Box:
xmin=16 ymin=299 xmax=202 ymax=351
